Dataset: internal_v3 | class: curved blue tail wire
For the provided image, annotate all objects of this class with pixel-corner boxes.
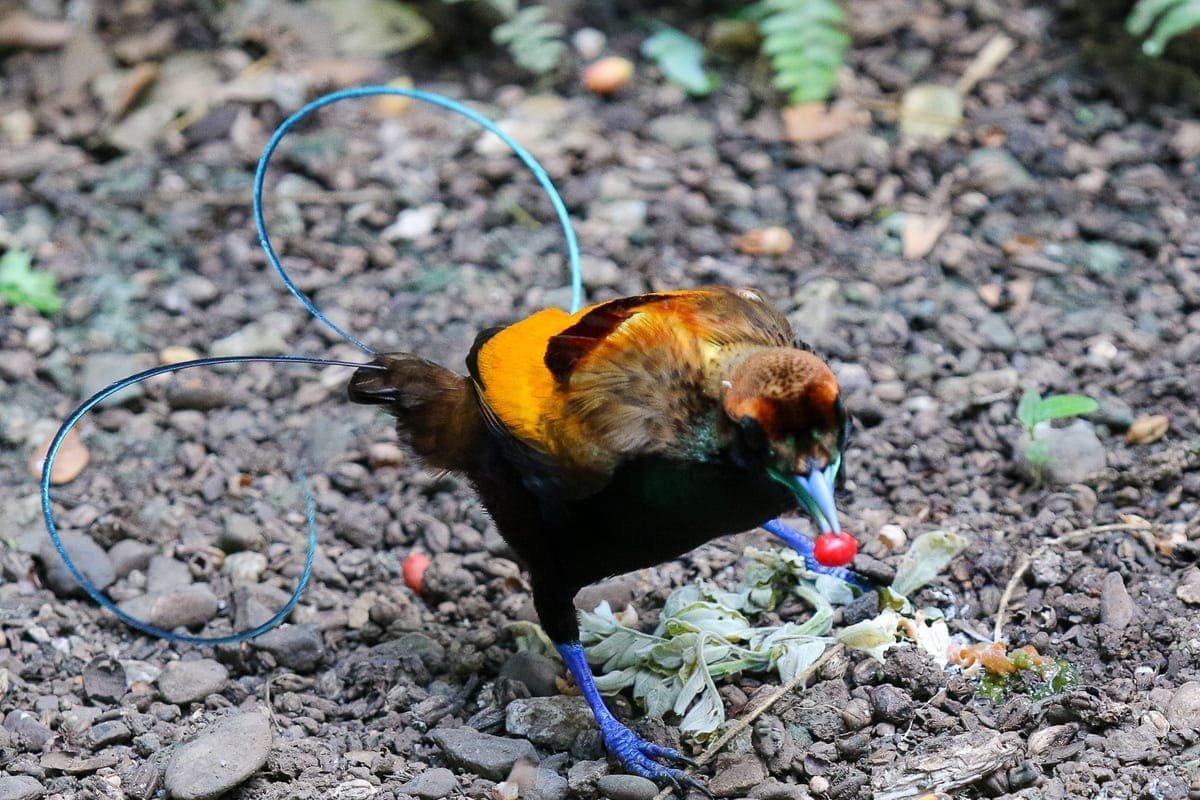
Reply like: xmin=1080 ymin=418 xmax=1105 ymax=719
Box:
xmin=253 ymin=85 xmax=586 ymax=344
xmin=40 ymin=356 xmax=384 ymax=645
xmin=45 ymin=86 xmax=586 ymax=646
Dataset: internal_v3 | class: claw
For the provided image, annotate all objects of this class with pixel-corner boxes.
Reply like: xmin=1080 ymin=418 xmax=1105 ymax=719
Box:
xmin=601 ymin=721 xmax=705 ymax=794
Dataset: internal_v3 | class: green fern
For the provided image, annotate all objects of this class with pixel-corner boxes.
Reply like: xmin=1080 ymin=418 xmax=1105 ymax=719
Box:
xmin=752 ymin=0 xmax=849 ymax=104
xmin=1127 ymin=0 xmax=1200 ymax=56
xmin=491 ymin=5 xmax=565 ymax=75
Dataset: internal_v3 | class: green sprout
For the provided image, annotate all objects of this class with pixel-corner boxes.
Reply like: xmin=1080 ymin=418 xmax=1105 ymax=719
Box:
xmin=1017 ymin=391 xmax=1099 ymax=484
xmin=0 ymin=250 xmax=63 ymax=314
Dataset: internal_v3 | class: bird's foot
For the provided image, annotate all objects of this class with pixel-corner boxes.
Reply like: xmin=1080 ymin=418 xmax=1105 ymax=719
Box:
xmin=599 ymin=719 xmax=710 ymax=797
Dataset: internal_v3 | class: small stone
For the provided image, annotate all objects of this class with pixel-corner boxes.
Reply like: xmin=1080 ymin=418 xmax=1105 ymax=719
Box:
xmin=3 ymin=710 xmax=54 ymax=751
xmin=1099 ymin=572 xmax=1136 ymax=630
xmin=398 ymin=767 xmax=457 ymax=800
xmin=870 ymin=685 xmax=915 ymax=724
xmin=164 ymin=712 xmax=272 ymax=800
xmin=708 ymin=752 xmax=767 ymax=798
xmin=505 ymin=696 xmax=594 ymax=751
xmin=596 ymin=774 xmax=658 ymax=800
xmin=81 ymin=352 xmax=147 ymax=407
xmin=429 ymin=727 xmax=538 ymax=780
xmin=499 ymin=651 xmax=563 ymax=697
xmin=383 ymin=203 xmax=442 ymax=241
xmin=82 ymin=657 xmax=127 ymax=703
xmin=118 ymin=586 xmax=219 ymax=630
xmin=967 ymin=148 xmax=1034 ymax=195
xmin=0 ymin=776 xmax=45 ymax=800
xmin=252 ymin=624 xmax=325 ymax=672
xmin=82 ymin=720 xmax=132 ymax=749
xmin=367 ymin=442 xmax=404 ymax=469
xmin=209 ymin=317 xmax=292 ymax=358
xmin=164 ymin=374 xmax=229 ymax=411
xmin=219 ymin=513 xmax=263 ymax=552
xmin=1126 ymin=414 xmax=1169 ymax=445
xmin=1171 ymin=121 xmax=1200 ymax=159
xmin=223 ymin=551 xmax=267 ymax=585
xmin=978 ymin=313 xmax=1017 ymax=351
xmin=158 ymin=659 xmax=229 ymax=704
xmin=748 ymin=779 xmax=810 ymax=800
xmin=146 ymin=555 xmax=192 ymax=594
xmin=1176 ymin=568 xmax=1200 ymax=605
xmin=1167 ymin=682 xmax=1200 ymax=733
xmin=517 ymin=766 xmax=570 ymax=800
xmin=646 ymin=114 xmax=715 ymax=149
xmin=1019 ymin=420 xmax=1107 ymax=485
xmin=108 ymin=540 xmax=153 ymax=578
xmin=38 ymin=532 xmax=115 ymax=597
xmin=27 ymin=426 xmax=89 ymax=485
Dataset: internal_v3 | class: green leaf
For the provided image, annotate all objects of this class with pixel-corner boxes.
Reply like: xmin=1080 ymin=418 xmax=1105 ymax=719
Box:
xmin=312 ymin=0 xmax=432 ymax=56
xmin=641 ymin=26 xmax=718 ymax=96
xmin=1126 ymin=0 xmax=1200 ymax=56
xmin=492 ymin=6 xmax=565 ymax=74
xmin=890 ymin=531 xmax=970 ymax=598
xmin=1016 ymin=390 xmax=1042 ymax=432
xmin=1034 ymin=394 xmax=1098 ymax=425
xmin=753 ymin=0 xmax=847 ymax=105
xmin=836 ymin=609 xmax=901 ymax=662
xmin=1025 ymin=439 xmax=1050 ymax=467
xmin=0 ymin=250 xmax=63 ymax=313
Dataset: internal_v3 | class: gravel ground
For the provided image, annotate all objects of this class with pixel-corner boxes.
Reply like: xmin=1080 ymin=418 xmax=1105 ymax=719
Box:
xmin=2 ymin=2 xmax=1200 ymax=799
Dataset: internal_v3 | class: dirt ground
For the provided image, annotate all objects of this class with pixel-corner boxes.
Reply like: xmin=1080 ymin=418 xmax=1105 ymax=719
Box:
xmin=2 ymin=1 xmax=1200 ymax=799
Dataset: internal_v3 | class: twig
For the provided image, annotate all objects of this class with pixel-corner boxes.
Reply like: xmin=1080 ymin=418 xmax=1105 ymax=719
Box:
xmin=993 ymin=553 xmax=1031 ymax=644
xmin=1044 ymin=521 xmax=1153 ymax=546
xmin=652 ymin=644 xmax=844 ymax=800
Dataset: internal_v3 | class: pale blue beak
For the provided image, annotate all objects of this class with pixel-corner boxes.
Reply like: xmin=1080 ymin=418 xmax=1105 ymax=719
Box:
xmin=797 ymin=464 xmax=841 ymax=533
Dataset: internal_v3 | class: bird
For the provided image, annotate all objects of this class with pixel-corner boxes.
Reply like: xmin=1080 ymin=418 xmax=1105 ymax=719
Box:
xmin=347 ymin=285 xmax=857 ymax=792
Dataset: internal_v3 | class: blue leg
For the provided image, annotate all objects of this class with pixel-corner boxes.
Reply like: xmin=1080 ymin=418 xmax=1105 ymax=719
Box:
xmin=761 ymin=518 xmax=871 ymax=589
xmin=556 ymin=642 xmax=710 ymax=797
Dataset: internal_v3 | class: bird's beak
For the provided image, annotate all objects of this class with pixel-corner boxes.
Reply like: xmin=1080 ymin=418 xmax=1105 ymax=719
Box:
xmin=779 ymin=461 xmax=841 ymax=533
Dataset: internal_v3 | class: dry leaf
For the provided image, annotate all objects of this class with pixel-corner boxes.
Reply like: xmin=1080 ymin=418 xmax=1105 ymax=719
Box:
xmin=159 ymin=345 xmax=199 ymax=365
xmin=1001 ymin=234 xmax=1042 ymax=258
xmin=115 ymin=62 xmax=160 ymax=119
xmin=901 ymin=213 xmax=951 ymax=259
xmin=28 ymin=427 xmax=89 ymax=485
xmin=1126 ymin=414 xmax=1168 ymax=445
xmin=372 ymin=76 xmax=415 ymax=117
xmin=782 ymin=102 xmax=860 ymax=144
xmin=737 ymin=226 xmax=794 ymax=256
xmin=954 ymin=34 xmax=1017 ymax=96
xmin=899 ymin=84 xmax=962 ymax=142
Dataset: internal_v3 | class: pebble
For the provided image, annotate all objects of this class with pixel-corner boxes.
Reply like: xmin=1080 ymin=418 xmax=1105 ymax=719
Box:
xmin=597 ymin=774 xmax=658 ymax=800
xmin=223 ymin=551 xmax=267 ymax=585
xmin=108 ymin=540 xmax=153 ymax=578
xmin=0 ymin=776 xmax=45 ymax=800
xmin=219 ymin=513 xmax=264 ymax=552
xmin=3 ymin=710 xmax=54 ymax=751
xmin=252 ymin=623 xmax=325 ymax=672
xmin=708 ymin=752 xmax=767 ymax=798
xmin=398 ymin=767 xmax=458 ymax=800
xmin=967 ymin=148 xmax=1035 ymax=195
xmin=164 ymin=712 xmax=272 ymax=800
xmin=146 ymin=555 xmax=192 ymax=593
xmin=505 ymin=696 xmax=594 ymax=751
xmin=82 ymin=656 xmax=127 ymax=703
xmin=158 ymin=659 xmax=229 ymax=704
xmin=1167 ymin=682 xmax=1200 ymax=733
xmin=82 ymin=720 xmax=132 ymax=749
xmin=209 ymin=317 xmax=292 ymax=358
xmin=81 ymin=352 xmax=146 ymax=407
xmin=164 ymin=374 xmax=229 ymax=410
xmin=1019 ymin=420 xmax=1107 ymax=485
xmin=38 ymin=532 xmax=115 ymax=596
xmin=118 ymin=585 xmax=219 ymax=629
xmin=1099 ymin=572 xmax=1135 ymax=630
xmin=1175 ymin=568 xmax=1200 ymax=606
xmin=429 ymin=726 xmax=538 ymax=780
xmin=748 ymin=779 xmax=810 ymax=800
xmin=499 ymin=651 xmax=563 ymax=697
xmin=645 ymin=114 xmax=715 ymax=149
xmin=870 ymin=684 xmax=916 ymax=724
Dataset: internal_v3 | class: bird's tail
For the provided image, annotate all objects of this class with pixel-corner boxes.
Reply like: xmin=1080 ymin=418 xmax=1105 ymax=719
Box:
xmin=347 ymin=354 xmax=480 ymax=471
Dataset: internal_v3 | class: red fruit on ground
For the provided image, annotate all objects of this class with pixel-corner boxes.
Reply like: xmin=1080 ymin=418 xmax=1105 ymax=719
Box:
xmin=813 ymin=531 xmax=858 ymax=567
xmin=403 ymin=551 xmax=431 ymax=593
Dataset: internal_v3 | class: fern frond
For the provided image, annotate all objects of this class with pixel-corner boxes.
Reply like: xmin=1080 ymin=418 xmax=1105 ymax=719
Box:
xmin=753 ymin=0 xmax=848 ymax=104
xmin=492 ymin=5 xmax=565 ymax=74
xmin=1127 ymin=0 xmax=1200 ymax=56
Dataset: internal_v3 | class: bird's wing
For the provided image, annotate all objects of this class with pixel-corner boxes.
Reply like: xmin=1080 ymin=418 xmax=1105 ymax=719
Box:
xmin=469 ymin=286 xmax=793 ymax=497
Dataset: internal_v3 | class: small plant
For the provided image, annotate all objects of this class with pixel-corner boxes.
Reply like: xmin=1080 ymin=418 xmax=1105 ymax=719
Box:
xmin=574 ymin=531 xmax=966 ymax=737
xmin=0 ymin=250 xmax=62 ymax=314
xmin=641 ymin=27 xmax=718 ymax=96
xmin=491 ymin=5 xmax=565 ymax=75
xmin=752 ymin=0 xmax=849 ymax=104
xmin=1017 ymin=391 xmax=1099 ymax=482
xmin=1127 ymin=0 xmax=1200 ymax=57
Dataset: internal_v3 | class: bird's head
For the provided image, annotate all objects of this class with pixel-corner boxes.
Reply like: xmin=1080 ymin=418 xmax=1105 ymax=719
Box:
xmin=722 ymin=348 xmax=848 ymax=533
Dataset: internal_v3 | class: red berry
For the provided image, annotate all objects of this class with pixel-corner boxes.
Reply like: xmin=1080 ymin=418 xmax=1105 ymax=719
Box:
xmin=403 ymin=551 xmax=431 ymax=594
xmin=813 ymin=532 xmax=858 ymax=567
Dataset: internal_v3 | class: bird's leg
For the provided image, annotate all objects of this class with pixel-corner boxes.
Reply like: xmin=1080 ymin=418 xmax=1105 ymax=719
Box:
xmin=761 ymin=518 xmax=870 ymax=588
xmin=555 ymin=641 xmax=710 ymax=797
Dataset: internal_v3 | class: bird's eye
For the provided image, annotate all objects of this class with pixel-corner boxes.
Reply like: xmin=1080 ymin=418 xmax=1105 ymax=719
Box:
xmin=738 ymin=415 xmax=768 ymax=453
